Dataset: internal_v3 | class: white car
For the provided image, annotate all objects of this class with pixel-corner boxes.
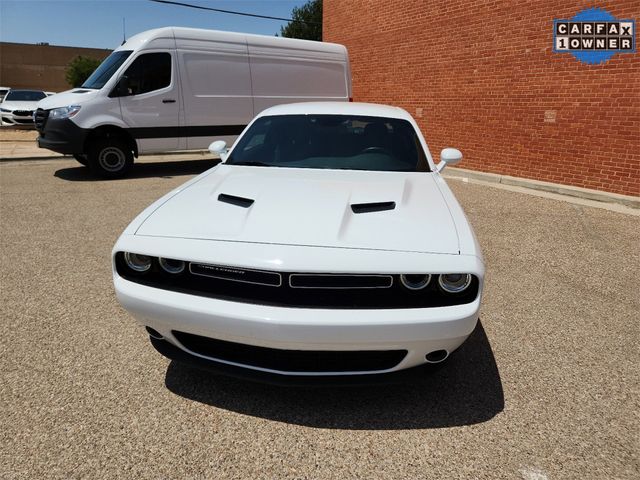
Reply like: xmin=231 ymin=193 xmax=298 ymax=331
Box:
xmin=113 ymin=102 xmax=484 ymax=382
xmin=0 ymin=89 xmax=47 ymax=127
xmin=0 ymin=86 xmax=10 ymax=103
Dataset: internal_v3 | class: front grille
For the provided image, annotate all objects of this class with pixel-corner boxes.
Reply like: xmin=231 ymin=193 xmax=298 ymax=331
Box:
xmin=172 ymin=330 xmax=407 ymax=372
xmin=12 ymin=117 xmax=34 ymax=125
xmin=34 ymin=108 xmax=49 ymax=131
xmin=115 ymin=253 xmax=480 ymax=309
xmin=13 ymin=110 xmax=33 ymax=117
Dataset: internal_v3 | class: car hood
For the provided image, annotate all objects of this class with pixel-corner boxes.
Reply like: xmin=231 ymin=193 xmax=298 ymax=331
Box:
xmin=36 ymin=88 xmax=100 ymax=110
xmin=1 ymin=100 xmax=40 ymax=110
xmin=136 ymin=166 xmax=460 ymax=254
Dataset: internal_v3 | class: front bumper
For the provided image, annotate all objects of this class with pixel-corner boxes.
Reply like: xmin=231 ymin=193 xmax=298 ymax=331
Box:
xmin=36 ymin=116 xmax=87 ymax=154
xmin=115 ymin=274 xmax=481 ymax=376
xmin=1 ymin=113 xmax=35 ymax=127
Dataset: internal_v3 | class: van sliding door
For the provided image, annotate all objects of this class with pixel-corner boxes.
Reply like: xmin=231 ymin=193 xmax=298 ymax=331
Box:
xmin=249 ymin=42 xmax=349 ymax=114
xmin=178 ymin=39 xmax=253 ymax=150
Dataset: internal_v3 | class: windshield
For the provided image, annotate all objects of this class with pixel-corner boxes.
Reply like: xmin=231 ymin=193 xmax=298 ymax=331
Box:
xmin=81 ymin=50 xmax=132 ymax=89
xmin=228 ymin=114 xmax=430 ymax=172
xmin=4 ymin=90 xmax=46 ymax=101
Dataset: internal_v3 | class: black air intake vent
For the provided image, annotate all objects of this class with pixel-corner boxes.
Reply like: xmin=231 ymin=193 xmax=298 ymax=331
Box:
xmin=172 ymin=330 xmax=408 ymax=373
xmin=34 ymin=108 xmax=49 ymax=132
xmin=351 ymin=201 xmax=396 ymax=214
xmin=218 ymin=193 xmax=254 ymax=208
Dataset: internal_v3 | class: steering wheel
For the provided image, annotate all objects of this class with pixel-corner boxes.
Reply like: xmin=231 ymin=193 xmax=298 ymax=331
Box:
xmin=361 ymin=146 xmax=392 ymax=155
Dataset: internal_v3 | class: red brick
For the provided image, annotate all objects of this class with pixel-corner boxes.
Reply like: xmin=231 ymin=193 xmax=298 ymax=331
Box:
xmin=324 ymin=0 xmax=640 ymax=196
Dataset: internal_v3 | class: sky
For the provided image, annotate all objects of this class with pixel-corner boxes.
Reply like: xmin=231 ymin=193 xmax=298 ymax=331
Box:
xmin=0 ymin=0 xmax=308 ymax=50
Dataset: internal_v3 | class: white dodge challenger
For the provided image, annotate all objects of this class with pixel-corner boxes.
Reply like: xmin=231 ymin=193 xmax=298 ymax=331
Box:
xmin=112 ymin=102 xmax=484 ymax=382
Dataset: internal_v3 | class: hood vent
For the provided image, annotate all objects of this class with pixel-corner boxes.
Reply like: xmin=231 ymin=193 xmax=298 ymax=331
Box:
xmin=351 ymin=201 xmax=396 ymax=214
xmin=218 ymin=193 xmax=255 ymax=208
xmin=72 ymin=89 xmax=91 ymax=93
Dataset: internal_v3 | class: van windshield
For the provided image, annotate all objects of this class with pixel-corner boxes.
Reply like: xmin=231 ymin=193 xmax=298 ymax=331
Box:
xmin=81 ymin=50 xmax=133 ymax=89
xmin=227 ymin=114 xmax=430 ymax=172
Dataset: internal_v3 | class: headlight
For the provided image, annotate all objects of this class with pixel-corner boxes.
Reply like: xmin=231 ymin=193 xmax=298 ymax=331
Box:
xmin=438 ymin=274 xmax=472 ymax=293
xmin=159 ymin=257 xmax=185 ymax=274
xmin=124 ymin=252 xmax=152 ymax=272
xmin=400 ymin=274 xmax=431 ymax=290
xmin=0 ymin=108 xmax=10 ymax=113
xmin=49 ymin=105 xmax=81 ymax=120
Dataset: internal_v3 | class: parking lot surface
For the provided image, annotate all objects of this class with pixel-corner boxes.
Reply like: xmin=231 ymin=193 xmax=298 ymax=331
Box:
xmin=1 ymin=156 xmax=638 ymax=479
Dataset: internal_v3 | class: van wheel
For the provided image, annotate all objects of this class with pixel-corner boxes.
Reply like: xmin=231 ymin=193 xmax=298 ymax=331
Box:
xmin=73 ymin=154 xmax=88 ymax=166
xmin=88 ymin=138 xmax=133 ymax=178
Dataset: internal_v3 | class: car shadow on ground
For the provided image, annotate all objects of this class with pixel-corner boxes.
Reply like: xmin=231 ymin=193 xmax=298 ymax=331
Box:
xmin=164 ymin=321 xmax=504 ymax=430
xmin=53 ymin=158 xmax=216 ymax=181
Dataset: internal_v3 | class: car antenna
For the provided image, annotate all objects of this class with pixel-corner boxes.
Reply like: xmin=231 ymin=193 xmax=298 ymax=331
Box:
xmin=121 ymin=18 xmax=127 ymax=45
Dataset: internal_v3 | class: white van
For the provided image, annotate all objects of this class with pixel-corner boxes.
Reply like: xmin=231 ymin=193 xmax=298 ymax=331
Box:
xmin=35 ymin=27 xmax=351 ymax=178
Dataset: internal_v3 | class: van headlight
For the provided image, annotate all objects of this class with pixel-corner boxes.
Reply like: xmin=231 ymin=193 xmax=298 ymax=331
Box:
xmin=49 ymin=105 xmax=81 ymax=120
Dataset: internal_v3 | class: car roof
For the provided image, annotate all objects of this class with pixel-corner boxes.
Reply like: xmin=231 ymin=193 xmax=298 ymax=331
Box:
xmin=257 ymin=102 xmax=414 ymax=121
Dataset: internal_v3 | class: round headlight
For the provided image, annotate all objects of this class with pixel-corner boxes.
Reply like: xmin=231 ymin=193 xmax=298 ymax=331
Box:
xmin=438 ymin=274 xmax=472 ymax=293
xmin=124 ymin=252 xmax=152 ymax=272
xmin=400 ymin=274 xmax=431 ymax=290
xmin=159 ymin=257 xmax=185 ymax=274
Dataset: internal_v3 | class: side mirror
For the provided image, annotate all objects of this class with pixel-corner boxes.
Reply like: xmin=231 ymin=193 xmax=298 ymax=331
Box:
xmin=208 ymin=140 xmax=229 ymax=161
xmin=436 ymin=147 xmax=463 ymax=172
xmin=110 ymin=76 xmax=129 ymax=98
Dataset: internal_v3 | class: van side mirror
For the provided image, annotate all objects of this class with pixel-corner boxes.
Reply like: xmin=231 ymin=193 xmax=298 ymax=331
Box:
xmin=436 ymin=148 xmax=463 ymax=172
xmin=110 ymin=76 xmax=130 ymax=98
xmin=209 ymin=140 xmax=229 ymax=161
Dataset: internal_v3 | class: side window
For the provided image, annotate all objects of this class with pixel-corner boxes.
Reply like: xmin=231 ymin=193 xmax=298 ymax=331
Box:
xmin=123 ymin=52 xmax=171 ymax=95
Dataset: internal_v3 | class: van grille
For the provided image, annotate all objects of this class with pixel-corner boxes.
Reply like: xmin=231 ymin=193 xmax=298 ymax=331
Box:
xmin=34 ymin=108 xmax=49 ymax=131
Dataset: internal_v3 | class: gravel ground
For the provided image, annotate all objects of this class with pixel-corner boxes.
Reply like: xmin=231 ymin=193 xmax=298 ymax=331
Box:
xmin=1 ymin=156 xmax=638 ymax=479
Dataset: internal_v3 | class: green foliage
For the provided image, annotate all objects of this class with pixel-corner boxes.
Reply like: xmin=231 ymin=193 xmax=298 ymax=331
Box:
xmin=280 ymin=0 xmax=322 ymax=41
xmin=65 ymin=56 xmax=103 ymax=88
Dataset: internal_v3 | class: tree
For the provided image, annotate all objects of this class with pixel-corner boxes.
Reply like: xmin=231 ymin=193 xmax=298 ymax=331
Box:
xmin=65 ymin=55 xmax=103 ymax=87
xmin=280 ymin=0 xmax=322 ymax=41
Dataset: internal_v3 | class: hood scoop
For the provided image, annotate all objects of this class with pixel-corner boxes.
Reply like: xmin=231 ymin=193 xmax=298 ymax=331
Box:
xmin=72 ymin=89 xmax=91 ymax=93
xmin=218 ymin=193 xmax=254 ymax=208
xmin=351 ymin=201 xmax=396 ymax=214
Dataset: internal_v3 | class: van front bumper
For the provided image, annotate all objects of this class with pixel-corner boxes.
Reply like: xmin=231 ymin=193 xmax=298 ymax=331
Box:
xmin=36 ymin=117 xmax=87 ymax=155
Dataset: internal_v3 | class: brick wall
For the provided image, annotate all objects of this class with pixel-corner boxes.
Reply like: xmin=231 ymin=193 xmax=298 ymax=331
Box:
xmin=0 ymin=42 xmax=110 ymax=93
xmin=324 ymin=1 xmax=639 ymax=196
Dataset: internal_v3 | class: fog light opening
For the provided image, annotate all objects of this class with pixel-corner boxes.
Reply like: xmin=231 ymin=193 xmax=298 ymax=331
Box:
xmin=145 ymin=326 xmax=163 ymax=340
xmin=425 ymin=349 xmax=449 ymax=363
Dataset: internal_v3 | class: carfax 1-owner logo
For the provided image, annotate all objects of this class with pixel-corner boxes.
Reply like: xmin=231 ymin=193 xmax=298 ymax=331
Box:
xmin=554 ymin=7 xmax=635 ymax=64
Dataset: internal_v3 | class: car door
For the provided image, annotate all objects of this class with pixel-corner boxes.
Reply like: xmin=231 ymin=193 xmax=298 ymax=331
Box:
xmin=118 ymin=51 xmax=183 ymax=153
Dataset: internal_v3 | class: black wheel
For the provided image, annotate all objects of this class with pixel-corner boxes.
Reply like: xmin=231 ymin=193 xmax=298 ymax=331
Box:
xmin=88 ymin=138 xmax=133 ymax=179
xmin=73 ymin=154 xmax=88 ymax=166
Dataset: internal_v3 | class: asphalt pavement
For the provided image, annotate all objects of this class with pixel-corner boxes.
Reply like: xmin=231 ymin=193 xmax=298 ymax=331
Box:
xmin=1 ymin=155 xmax=638 ymax=479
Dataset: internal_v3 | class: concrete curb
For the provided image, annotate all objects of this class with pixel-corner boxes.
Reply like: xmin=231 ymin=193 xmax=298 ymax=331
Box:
xmin=0 ymin=150 xmax=212 ymax=163
xmin=444 ymin=167 xmax=639 ymax=209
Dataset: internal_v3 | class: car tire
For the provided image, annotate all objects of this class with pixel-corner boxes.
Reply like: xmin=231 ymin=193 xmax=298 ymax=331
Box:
xmin=73 ymin=154 xmax=88 ymax=166
xmin=88 ymin=138 xmax=133 ymax=179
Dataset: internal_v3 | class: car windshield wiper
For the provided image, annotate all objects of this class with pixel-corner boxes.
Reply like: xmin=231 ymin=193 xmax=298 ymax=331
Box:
xmin=229 ymin=161 xmax=272 ymax=167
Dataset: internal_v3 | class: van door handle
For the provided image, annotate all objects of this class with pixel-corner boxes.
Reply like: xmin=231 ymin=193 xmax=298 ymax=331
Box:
xmin=162 ymin=99 xmax=176 ymax=103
